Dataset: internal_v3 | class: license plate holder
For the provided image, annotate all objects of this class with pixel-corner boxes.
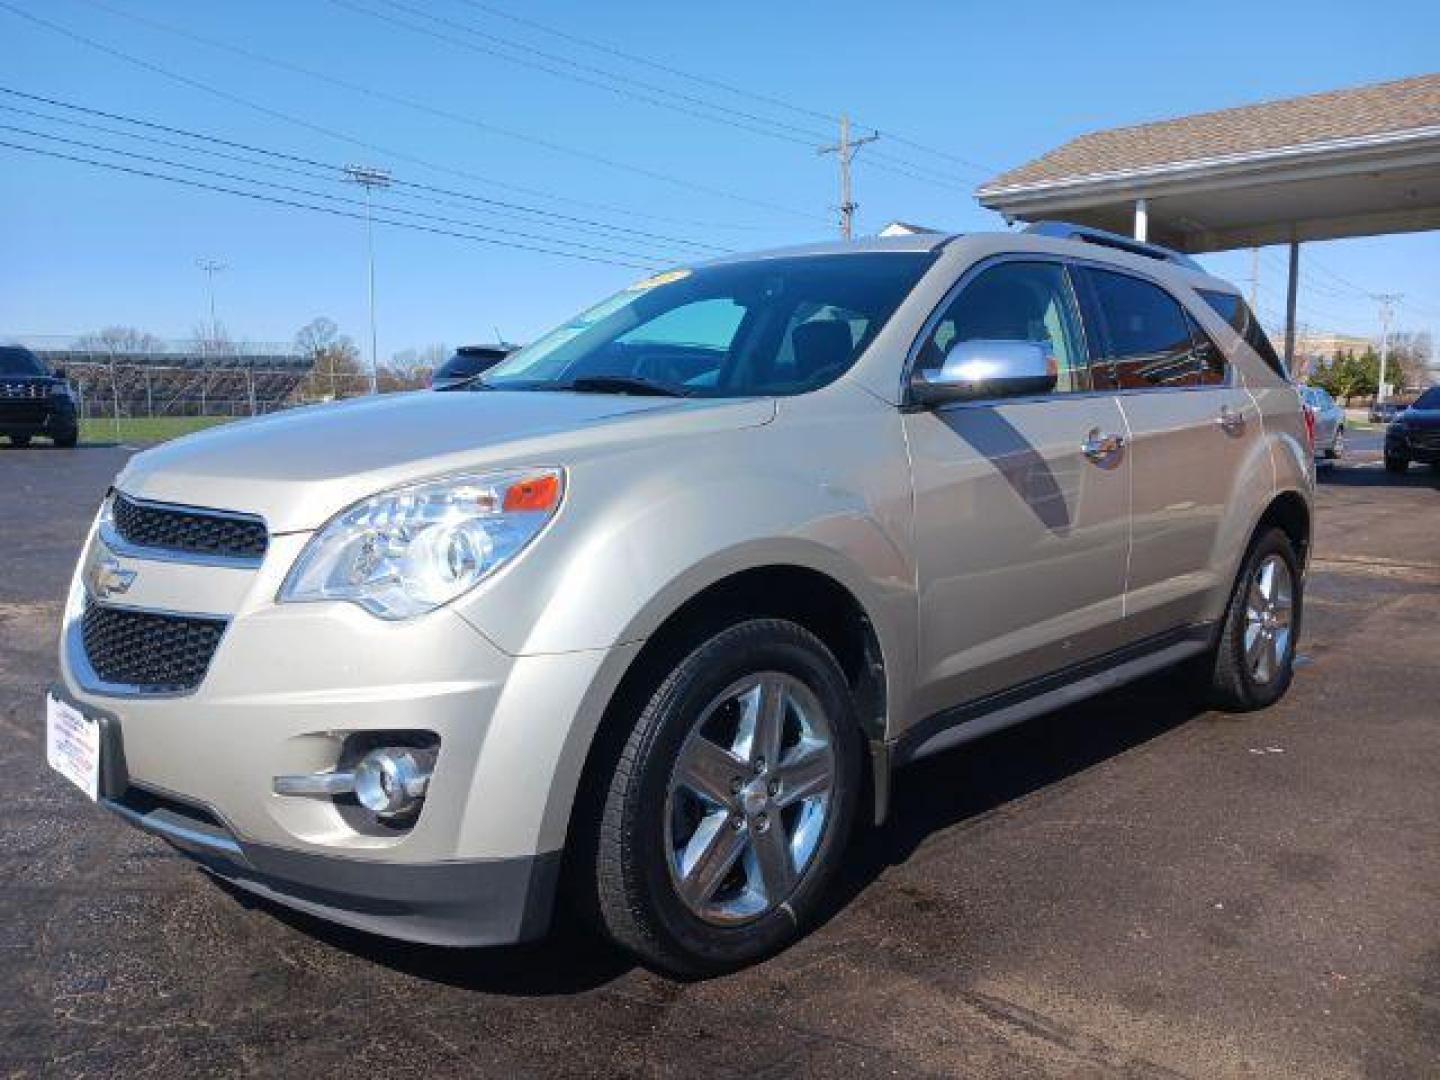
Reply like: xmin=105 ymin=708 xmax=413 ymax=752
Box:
xmin=46 ymin=690 xmax=104 ymax=801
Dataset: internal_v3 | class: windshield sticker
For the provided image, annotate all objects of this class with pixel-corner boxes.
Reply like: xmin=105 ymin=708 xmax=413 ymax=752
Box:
xmin=625 ymin=268 xmax=691 ymax=292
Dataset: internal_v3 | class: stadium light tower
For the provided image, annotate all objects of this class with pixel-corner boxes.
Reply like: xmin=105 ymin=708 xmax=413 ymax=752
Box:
xmin=195 ymin=258 xmax=227 ymax=347
xmin=344 ymin=164 xmax=392 ymax=395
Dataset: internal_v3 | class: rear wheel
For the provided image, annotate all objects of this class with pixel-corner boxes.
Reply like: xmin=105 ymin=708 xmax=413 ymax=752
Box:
xmin=583 ymin=619 xmax=861 ymax=976
xmin=1384 ymin=454 xmax=1409 ymax=474
xmin=52 ymin=426 xmax=78 ymax=448
xmin=1207 ymin=528 xmax=1302 ymax=712
xmin=8 ymin=433 xmax=30 ymax=447
xmin=1324 ymin=427 xmax=1344 ymax=460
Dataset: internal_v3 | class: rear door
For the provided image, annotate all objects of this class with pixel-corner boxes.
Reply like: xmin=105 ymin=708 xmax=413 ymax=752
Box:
xmin=1074 ymin=265 xmax=1262 ymax=639
xmin=902 ymin=258 xmax=1132 ymax=716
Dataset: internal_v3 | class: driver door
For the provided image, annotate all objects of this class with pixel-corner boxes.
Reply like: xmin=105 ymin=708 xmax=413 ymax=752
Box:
xmin=902 ymin=258 xmax=1132 ymax=718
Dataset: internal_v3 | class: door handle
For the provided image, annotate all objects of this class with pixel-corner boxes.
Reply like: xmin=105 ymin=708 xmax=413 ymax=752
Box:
xmin=1216 ymin=404 xmax=1246 ymax=436
xmin=1081 ymin=428 xmax=1126 ymax=465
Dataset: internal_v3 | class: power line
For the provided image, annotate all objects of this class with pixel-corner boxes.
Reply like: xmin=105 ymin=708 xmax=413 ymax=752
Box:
xmin=1 ymin=122 xmax=672 ymax=264
xmin=0 ymin=87 xmax=728 ymax=256
xmin=0 ymin=138 xmax=656 ymax=269
xmin=337 ymin=0 xmax=981 ymax=191
xmin=0 ymin=6 xmax=771 ymax=234
xmin=448 ymin=0 xmax=996 ymax=175
xmin=56 ymin=0 xmax=829 ymax=222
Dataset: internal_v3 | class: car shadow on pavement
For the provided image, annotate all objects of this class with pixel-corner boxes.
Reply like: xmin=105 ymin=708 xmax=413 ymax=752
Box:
xmin=207 ymin=670 xmax=1208 ymax=994
xmin=824 ymin=670 xmax=1207 ymax=926
xmin=205 ymin=874 xmax=639 ymax=995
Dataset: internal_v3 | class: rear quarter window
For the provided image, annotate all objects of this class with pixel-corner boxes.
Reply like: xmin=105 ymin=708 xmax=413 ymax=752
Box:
xmin=1197 ymin=290 xmax=1286 ymax=378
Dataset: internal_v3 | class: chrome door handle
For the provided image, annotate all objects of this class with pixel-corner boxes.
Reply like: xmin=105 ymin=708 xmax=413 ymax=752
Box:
xmin=1216 ymin=404 xmax=1246 ymax=435
xmin=1081 ymin=429 xmax=1126 ymax=464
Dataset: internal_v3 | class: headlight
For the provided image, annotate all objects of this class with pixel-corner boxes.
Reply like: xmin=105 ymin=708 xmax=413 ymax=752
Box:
xmin=279 ymin=468 xmax=563 ymax=619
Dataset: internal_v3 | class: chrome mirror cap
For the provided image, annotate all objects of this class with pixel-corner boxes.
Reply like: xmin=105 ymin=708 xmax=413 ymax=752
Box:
xmin=911 ymin=339 xmax=1056 ymax=406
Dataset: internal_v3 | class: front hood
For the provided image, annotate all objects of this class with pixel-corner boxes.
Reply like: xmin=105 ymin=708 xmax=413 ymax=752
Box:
xmin=116 ymin=390 xmax=775 ymax=532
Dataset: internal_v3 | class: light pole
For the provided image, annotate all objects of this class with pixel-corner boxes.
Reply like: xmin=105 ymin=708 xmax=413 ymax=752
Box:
xmin=344 ymin=164 xmax=392 ymax=395
xmin=196 ymin=258 xmax=227 ymax=348
xmin=1372 ymin=293 xmax=1401 ymax=403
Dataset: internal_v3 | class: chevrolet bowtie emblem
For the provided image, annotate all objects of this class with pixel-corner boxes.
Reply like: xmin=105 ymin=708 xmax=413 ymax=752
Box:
xmin=89 ymin=554 xmax=137 ymax=601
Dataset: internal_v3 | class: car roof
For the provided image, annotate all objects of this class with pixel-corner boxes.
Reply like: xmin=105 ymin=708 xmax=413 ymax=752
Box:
xmin=690 ymin=230 xmax=1239 ymax=295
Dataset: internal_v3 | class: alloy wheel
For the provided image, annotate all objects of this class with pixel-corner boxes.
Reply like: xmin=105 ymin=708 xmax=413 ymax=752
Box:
xmin=664 ymin=672 xmax=835 ymax=925
xmin=1244 ymin=554 xmax=1294 ymax=684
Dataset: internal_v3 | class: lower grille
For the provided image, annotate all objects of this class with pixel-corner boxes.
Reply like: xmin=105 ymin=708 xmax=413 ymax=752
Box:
xmin=81 ymin=602 xmax=226 ymax=691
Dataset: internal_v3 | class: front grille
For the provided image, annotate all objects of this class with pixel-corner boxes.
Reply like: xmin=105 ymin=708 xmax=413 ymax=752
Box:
xmin=81 ymin=602 xmax=226 ymax=691
xmin=0 ymin=381 xmax=48 ymax=399
xmin=112 ymin=493 xmax=268 ymax=561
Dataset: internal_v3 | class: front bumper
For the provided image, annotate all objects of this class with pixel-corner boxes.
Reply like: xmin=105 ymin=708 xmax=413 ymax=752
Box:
xmin=57 ymin=518 xmax=639 ymax=947
xmin=1387 ymin=431 xmax=1440 ymax=463
xmin=0 ymin=398 xmax=75 ymax=435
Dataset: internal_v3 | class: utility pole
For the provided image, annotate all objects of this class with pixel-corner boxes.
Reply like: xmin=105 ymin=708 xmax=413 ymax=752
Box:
xmin=817 ymin=115 xmax=879 ymax=240
xmin=1373 ymin=293 xmax=1402 ymax=403
xmin=196 ymin=258 xmax=227 ymax=348
xmin=344 ymin=164 xmax=391 ymax=394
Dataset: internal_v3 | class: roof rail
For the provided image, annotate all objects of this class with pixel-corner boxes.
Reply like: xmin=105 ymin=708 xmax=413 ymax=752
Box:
xmin=1023 ymin=221 xmax=1202 ymax=271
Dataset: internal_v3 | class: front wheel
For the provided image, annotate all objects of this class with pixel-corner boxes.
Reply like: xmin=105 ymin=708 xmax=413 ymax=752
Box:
xmin=52 ymin=426 xmax=78 ymax=448
xmin=584 ymin=619 xmax=861 ymax=976
xmin=1206 ymin=528 xmax=1302 ymax=711
xmin=1384 ymin=454 xmax=1410 ymax=474
xmin=8 ymin=433 xmax=31 ymax=447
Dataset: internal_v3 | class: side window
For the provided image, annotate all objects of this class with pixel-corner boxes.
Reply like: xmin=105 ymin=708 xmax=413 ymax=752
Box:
xmin=1198 ymin=289 xmax=1287 ymax=378
xmin=1186 ymin=312 xmax=1228 ymax=386
xmin=918 ymin=261 xmax=1088 ymax=394
xmin=1084 ymin=268 xmax=1199 ymax=390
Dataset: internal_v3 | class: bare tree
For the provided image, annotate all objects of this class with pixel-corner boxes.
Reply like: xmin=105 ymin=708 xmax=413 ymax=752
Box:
xmin=73 ymin=326 xmax=165 ymax=355
xmin=382 ymin=342 xmax=447 ymax=391
xmin=293 ymin=317 xmax=364 ymax=400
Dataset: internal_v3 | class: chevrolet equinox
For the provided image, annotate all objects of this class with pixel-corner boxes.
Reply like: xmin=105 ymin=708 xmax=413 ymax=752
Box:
xmin=48 ymin=225 xmax=1314 ymax=975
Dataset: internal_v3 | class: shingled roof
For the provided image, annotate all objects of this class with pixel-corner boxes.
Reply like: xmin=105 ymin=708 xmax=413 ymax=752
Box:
xmin=980 ymin=73 xmax=1440 ymax=194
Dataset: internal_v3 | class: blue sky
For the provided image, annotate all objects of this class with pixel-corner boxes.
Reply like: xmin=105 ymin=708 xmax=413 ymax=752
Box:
xmin=2 ymin=0 xmax=1437 ymax=360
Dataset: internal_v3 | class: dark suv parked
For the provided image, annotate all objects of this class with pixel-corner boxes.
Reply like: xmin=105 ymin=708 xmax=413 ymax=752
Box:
xmin=1384 ymin=386 xmax=1440 ymax=473
xmin=0 ymin=346 xmax=78 ymax=447
xmin=429 ymin=345 xmax=512 ymax=391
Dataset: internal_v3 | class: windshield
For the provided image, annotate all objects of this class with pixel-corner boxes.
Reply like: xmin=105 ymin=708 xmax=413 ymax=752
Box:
xmin=1411 ymin=387 xmax=1440 ymax=410
xmin=479 ymin=252 xmax=936 ymax=397
xmin=0 ymin=346 xmax=45 ymax=376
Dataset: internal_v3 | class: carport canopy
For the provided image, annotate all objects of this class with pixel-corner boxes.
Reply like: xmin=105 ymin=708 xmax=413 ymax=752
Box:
xmin=975 ymin=74 xmax=1440 ymax=366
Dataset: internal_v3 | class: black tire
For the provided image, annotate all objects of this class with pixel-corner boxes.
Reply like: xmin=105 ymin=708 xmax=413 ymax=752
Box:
xmin=52 ymin=426 xmax=78 ymax=448
xmin=1206 ymin=528 xmax=1302 ymax=712
xmin=8 ymin=433 xmax=30 ymax=447
xmin=582 ymin=619 xmax=861 ymax=976
xmin=1384 ymin=454 xmax=1409 ymax=474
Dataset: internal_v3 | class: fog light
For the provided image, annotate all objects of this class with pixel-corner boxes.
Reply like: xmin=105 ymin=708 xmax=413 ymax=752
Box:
xmin=353 ymin=747 xmax=435 ymax=819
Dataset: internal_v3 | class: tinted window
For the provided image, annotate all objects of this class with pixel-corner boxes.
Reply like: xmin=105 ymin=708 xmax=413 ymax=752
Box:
xmin=917 ymin=261 xmax=1088 ymax=393
xmin=435 ymin=349 xmax=507 ymax=382
xmin=0 ymin=346 xmax=44 ymax=376
xmin=482 ymin=253 xmax=935 ymax=397
xmin=1198 ymin=290 xmax=1286 ymax=377
xmin=1083 ymin=268 xmax=1198 ymax=390
xmin=1186 ymin=312 xmax=1228 ymax=386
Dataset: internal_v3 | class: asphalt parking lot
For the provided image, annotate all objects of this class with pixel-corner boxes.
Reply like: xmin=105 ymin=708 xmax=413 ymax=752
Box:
xmin=2 ymin=434 xmax=1437 ymax=1078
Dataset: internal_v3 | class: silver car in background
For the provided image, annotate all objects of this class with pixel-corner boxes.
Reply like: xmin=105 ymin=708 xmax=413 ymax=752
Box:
xmin=48 ymin=226 xmax=1313 ymax=975
xmin=1300 ymin=384 xmax=1346 ymax=460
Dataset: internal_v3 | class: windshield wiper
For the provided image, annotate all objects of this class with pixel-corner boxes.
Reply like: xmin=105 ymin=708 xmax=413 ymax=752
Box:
xmin=561 ymin=375 xmax=690 ymax=397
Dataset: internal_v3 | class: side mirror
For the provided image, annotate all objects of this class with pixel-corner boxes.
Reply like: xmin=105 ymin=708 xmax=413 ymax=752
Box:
xmin=910 ymin=339 xmax=1056 ymax=406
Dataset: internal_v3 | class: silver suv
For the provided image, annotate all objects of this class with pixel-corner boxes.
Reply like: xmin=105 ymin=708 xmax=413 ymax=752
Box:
xmin=48 ymin=226 xmax=1313 ymax=974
